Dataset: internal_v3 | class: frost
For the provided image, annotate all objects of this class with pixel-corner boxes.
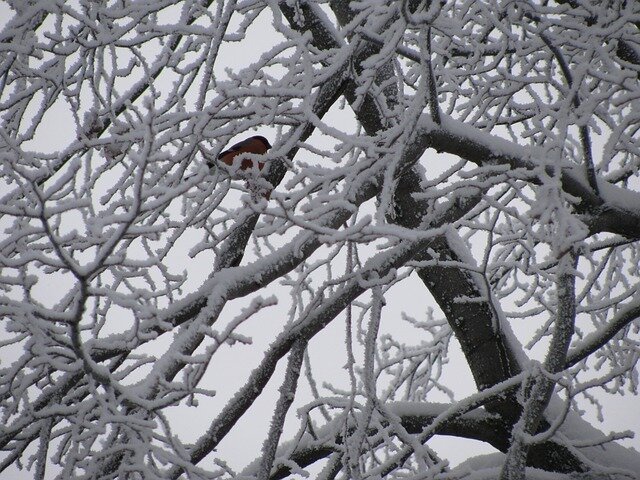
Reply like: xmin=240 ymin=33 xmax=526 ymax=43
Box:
xmin=1 ymin=1 xmax=639 ymax=479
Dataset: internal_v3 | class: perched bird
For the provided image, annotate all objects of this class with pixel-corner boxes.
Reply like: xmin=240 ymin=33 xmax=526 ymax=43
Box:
xmin=215 ymin=135 xmax=271 ymax=171
xmin=208 ymin=135 xmax=273 ymax=200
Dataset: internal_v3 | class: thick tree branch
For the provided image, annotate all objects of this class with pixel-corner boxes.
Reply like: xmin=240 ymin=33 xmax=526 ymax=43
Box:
xmin=566 ymin=296 xmax=640 ymax=368
xmin=257 ymin=339 xmax=307 ymax=480
xmin=415 ymin=116 xmax=640 ymax=239
xmin=500 ymin=251 xmax=579 ymax=480
xmin=166 ymin=190 xmax=482 ymax=478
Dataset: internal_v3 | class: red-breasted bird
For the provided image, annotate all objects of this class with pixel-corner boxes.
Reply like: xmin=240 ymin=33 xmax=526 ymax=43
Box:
xmin=215 ymin=135 xmax=271 ymax=171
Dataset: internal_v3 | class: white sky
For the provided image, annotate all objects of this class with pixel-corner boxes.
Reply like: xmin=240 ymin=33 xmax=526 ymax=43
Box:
xmin=0 ymin=2 xmax=638 ymax=478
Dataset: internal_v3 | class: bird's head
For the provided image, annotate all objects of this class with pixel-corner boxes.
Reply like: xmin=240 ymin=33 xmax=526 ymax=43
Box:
xmin=251 ymin=135 xmax=271 ymax=150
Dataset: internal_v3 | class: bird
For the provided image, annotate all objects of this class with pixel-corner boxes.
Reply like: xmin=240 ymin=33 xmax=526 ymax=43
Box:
xmin=214 ymin=135 xmax=272 ymax=171
xmin=207 ymin=135 xmax=273 ymax=200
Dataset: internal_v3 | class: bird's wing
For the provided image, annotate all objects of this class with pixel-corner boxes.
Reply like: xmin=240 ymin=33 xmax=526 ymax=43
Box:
xmin=218 ymin=140 xmax=247 ymax=159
